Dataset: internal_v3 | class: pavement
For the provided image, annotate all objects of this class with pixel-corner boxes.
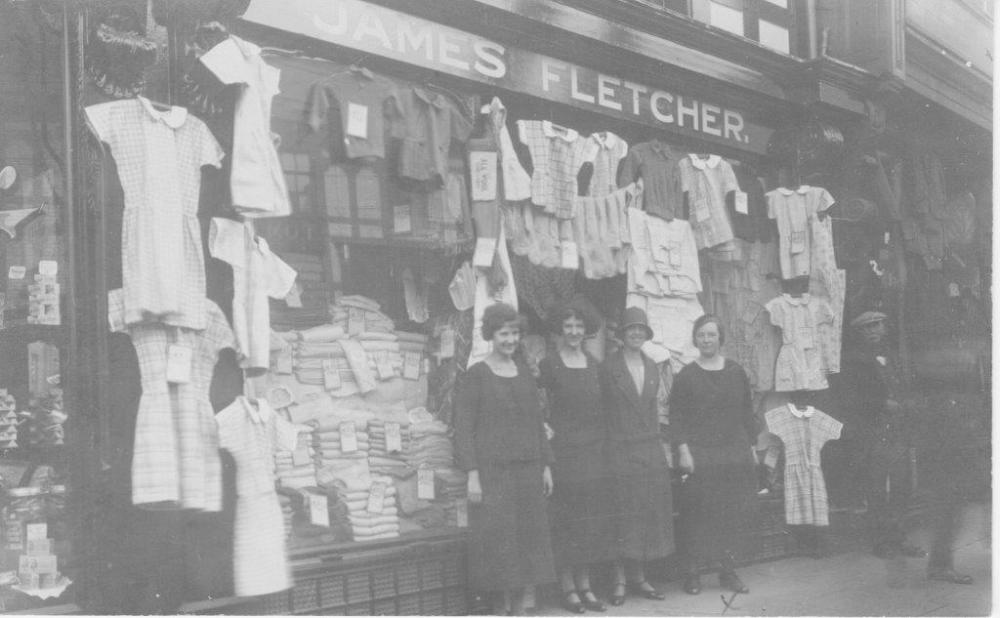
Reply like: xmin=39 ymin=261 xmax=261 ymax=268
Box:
xmin=534 ymin=502 xmax=991 ymax=617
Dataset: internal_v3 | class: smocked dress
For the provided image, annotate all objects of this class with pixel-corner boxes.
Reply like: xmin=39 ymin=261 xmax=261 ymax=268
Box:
xmin=538 ymin=353 xmax=614 ymax=568
xmin=600 ymin=351 xmax=675 ymax=561
xmin=669 ymin=359 xmax=758 ymax=570
xmin=453 ymin=361 xmax=556 ymax=591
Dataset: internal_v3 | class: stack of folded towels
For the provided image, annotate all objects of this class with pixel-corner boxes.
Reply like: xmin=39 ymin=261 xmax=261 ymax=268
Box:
xmin=275 ymin=434 xmax=318 ymax=490
xmin=279 ymin=493 xmax=295 ymax=539
xmin=311 ymin=418 xmax=371 ymax=466
xmin=407 ymin=418 xmax=455 ymax=470
xmin=329 ymin=475 xmax=400 ymax=541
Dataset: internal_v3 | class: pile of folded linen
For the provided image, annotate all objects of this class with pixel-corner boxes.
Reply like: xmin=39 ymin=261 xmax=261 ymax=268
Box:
xmin=311 ymin=418 xmax=371 ymax=465
xmin=407 ymin=417 xmax=455 ymax=471
xmin=275 ymin=438 xmax=317 ymax=489
xmin=279 ymin=493 xmax=294 ymax=539
xmin=328 ymin=475 xmax=400 ymax=542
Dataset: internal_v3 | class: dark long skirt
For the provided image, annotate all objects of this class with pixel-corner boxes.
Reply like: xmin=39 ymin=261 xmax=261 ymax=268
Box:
xmin=675 ymin=443 xmax=758 ymax=571
xmin=468 ymin=461 xmax=557 ymax=591
xmin=550 ymin=448 xmax=615 ymax=568
xmin=608 ymin=442 xmax=675 ymax=561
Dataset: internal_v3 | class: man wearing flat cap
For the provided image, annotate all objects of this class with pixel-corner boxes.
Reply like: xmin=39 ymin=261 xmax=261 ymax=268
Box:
xmin=838 ymin=310 xmax=925 ymax=561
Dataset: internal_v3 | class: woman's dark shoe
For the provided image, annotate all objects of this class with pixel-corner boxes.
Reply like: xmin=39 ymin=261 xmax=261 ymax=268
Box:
xmin=578 ymin=589 xmax=606 ymax=612
xmin=629 ymin=581 xmax=666 ymax=600
xmin=609 ymin=582 xmax=626 ymax=606
xmin=719 ymin=571 xmax=749 ymax=594
xmin=561 ymin=591 xmax=585 ymax=614
xmin=682 ymin=574 xmax=702 ymax=595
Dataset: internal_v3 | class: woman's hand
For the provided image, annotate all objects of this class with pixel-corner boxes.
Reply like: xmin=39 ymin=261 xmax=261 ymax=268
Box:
xmin=467 ymin=470 xmax=483 ymax=505
xmin=542 ymin=466 xmax=553 ymax=497
xmin=677 ymin=444 xmax=694 ymax=474
xmin=544 ymin=422 xmax=554 ymax=441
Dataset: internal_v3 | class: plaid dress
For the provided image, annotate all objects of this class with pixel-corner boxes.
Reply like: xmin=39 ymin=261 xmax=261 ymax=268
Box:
xmin=765 ymin=404 xmax=842 ymax=526
xmin=109 ymin=289 xmax=235 ymax=511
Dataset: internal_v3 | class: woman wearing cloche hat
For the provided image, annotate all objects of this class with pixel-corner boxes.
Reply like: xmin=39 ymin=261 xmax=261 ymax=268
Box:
xmin=598 ymin=306 xmax=674 ymax=606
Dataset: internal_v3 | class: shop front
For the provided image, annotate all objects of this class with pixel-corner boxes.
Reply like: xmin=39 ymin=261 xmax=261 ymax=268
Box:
xmin=0 ymin=0 xmax=988 ymax=615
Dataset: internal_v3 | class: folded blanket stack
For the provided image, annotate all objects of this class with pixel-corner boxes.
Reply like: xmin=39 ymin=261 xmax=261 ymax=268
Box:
xmin=367 ymin=419 xmax=413 ymax=477
xmin=279 ymin=493 xmax=294 ymax=539
xmin=331 ymin=475 xmax=401 ymax=541
xmin=275 ymin=436 xmax=318 ymax=490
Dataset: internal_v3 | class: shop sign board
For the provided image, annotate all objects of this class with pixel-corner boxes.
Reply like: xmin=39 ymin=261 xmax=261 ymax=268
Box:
xmin=243 ymin=0 xmax=772 ymax=153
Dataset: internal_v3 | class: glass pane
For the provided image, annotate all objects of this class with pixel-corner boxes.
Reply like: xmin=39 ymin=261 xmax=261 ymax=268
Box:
xmin=709 ymin=1 xmax=745 ymax=36
xmin=759 ymin=19 xmax=791 ymax=54
xmin=763 ymin=0 xmax=789 ymax=8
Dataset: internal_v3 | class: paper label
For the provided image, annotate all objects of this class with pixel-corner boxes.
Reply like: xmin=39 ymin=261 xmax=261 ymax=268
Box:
xmin=7 ymin=266 xmax=25 ymax=280
xmin=790 ymin=230 xmax=807 ymax=253
xmin=561 ymin=241 xmax=579 ymax=270
xmin=884 ymin=231 xmax=891 ymax=245
xmin=323 ymin=359 xmax=342 ymax=390
xmin=469 ymin=151 xmax=498 ymax=201
xmin=694 ymin=203 xmax=710 ymax=222
xmin=417 ymin=468 xmax=436 ymax=500
xmin=948 ymin=282 xmax=960 ymax=297
xmin=25 ymin=539 xmax=51 ymax=557
xmin=798 ymin=326 xmax=815 ymax=350
xmin=375 ymin=352 xmax=395 ymax=380
xmin=165 ymin=344 xmax=193 ymax=384
xmin=394 ymin=205 xmax=412 ymax=234
xmin=734 ymin=191 xmax=749 ymax=215
xmin=472 ymin=237 xmax=497 ymax=268
xmin=275 ymin=347 xmax=293 ymax=374
xmin=109 ymin=306 xmax=126 ymax=333
xmin=385 ymin=422 xmax=402 ymax=453
xmin=367 ymin=482 xmax=386 ymax=514
xmin=25 ymin=523 xmax=47 ymax=541
xmin=19 ymin=555 xmax=57 ymax=577
xmin=403 ymin=352 xmax=421 ymax=380
xmin=346 ymin=102 xmax=369 ymax=139
xmin=667 ymin=241 xmax=682 ymax=268
xmin=439 ymin=327 xmax=455 ymax=359
xmin=37 ymin=261 xmax=58 ymax=277
xmin=347 ymin=307 xmax=365 ymax=335
xmin=285 ymin=282 xmax=303 ymax=308
xmin=875 ymin=355 xmax=887 ymax=367
xmin=455 ymin=498 xmax=469 ymax=528
xmin=339 ymin=421 xmax=358 ymax=453
xmin=309 ymin=493 xmax=330 ymax=527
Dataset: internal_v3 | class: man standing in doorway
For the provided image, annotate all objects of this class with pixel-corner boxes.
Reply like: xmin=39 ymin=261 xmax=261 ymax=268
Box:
xmin=838 ymin=310 xmax=925 ymax=561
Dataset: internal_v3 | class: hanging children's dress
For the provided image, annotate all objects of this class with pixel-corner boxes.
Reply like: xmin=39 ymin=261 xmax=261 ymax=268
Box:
xmin=108 ymin=289 xmax=235 ymax=511
xmin=765 ymin=293 xmax=834 ymax=392
xmin=217 ymin=396 xmax=300 ymax=596
xmin=86 ymin=97 xmax=224 ymax=329
xmin=765 ymin=403 xmax=842 ymax=526
xmin=678 ymin=154 xmax=739 ymax=251
xmin=765 ymin=186 xmax=835 ymax=280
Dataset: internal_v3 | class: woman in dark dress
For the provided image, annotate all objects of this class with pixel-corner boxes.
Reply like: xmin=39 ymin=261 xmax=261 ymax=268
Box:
xmin=453 ymin=303 xmax=556 ymax=615
xmin=601 ymin=307 xmax=674 ymax=606
xmin=669 ymin=314 xmax=759 ymax=596
xmin=537 ymin=300 xmax=612 ymax=614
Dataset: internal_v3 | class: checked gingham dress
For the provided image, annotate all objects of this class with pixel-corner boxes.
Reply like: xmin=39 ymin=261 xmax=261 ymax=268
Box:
xmin=109 ymin=289 xmax=235 ymax=511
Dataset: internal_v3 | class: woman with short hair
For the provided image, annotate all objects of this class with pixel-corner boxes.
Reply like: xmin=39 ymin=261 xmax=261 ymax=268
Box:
xmin=453 ymin=303 xmax=556 ymax=615
xmin=670 ymin=314 xmax=759 ymax=596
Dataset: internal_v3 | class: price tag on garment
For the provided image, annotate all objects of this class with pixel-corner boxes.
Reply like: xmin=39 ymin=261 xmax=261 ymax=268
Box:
xmin=7 ymin=266 xmax=25 ymax=280
xmin=667 ymin=241 xmax=682 ymax=268
xmin=693 ymin=202 xmax=710 ymax=222
xmin=734 ymin=191 xmax=749 ymax=215
xmin=798 ymin=327 xmax=815 ymax=350
xmin=439 ymin=327 xmax=455 ymax=359
xmin=347 ymin=307 xmax=365 ymax=335
xmin=455 ymin=498 xmax=469 ymax=528
xmin=417 ymin=468 xmax=436 ymax=500
xmin=884 ymin=231 xmax=891 ymax=245
xmin=309 ymin=492 xmax=330 ymax=527
xmin=385 ymin=422 xmax=403 ymax=454
xmin=790 ymin=230 xmax=807 ymax=253
xmin=375 ymin=352 xmax=395 ymax=380
xmin=394 ymin=205 xmax=412 ymax=234
xmin=468 ymin=151 xmax=498 ymax=201
xmin=367 ymin=482 xmax=387 ymax=514
xmin=875 ymin=355 xmax=887 ymax=367
xmin=109 ymin=306 xmax=126 ymax=333
xmin=560 ymin=241 xmax=579 ymax=270
xmin=339 ymin=421 xmax=359 ymax=453
xmin=165 ymin=344 xmax=193 ymax=384
xmin=323 ymin=359 xmax=342 ymax=390
xmin=403 ymin=352 xmax=421 ymax=380
xmin=948 ymin=282 xmax=960 ymax=297
xmin=292 ymin=441 xmax=311 ymax=467
xmin=284 ymin=282 xmax=303 ymax=308
xmin=37 ymin=261 xmax=58 ymax=277
xmin=346 ymin=102 xmax=369 ymax=139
